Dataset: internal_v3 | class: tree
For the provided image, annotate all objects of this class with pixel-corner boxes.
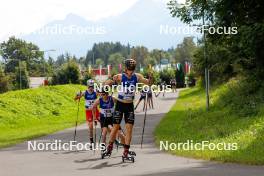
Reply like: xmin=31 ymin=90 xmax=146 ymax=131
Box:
xmin=130 ymin=46 xmax=149 ymax=70
xmin=175 ymin=63 xmax=185 ymax=87
xmin=0 ymin=37 xmax=43 ymax=75
xmin=85 ymin=42 xmax=131 ymax=67
xmin=51 ymin=60 xmax=80 ymax=85
xmin=95 ymin=58 xmax=104 ymax=67
xmin=0 ymin=66 xmax=10 ymax=93
xmin=109 ymin=52 xmax=124 ymax=73
xmin=14 ymin=61 xmax=30 ymax=89
xmin=174 ymin=37 xmax=196 ymax=64
xmin=168 ymin=0 xmax=264 ymax=80
xmin=160 ymin=69 xmax=176 ymax=84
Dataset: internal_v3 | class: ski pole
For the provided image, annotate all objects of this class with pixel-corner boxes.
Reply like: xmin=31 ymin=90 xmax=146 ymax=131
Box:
xmin=73 ymin=91 xmax=81 ymax=142
xmin=99 ymin=116 xmax=108 ymax=144
xmin=140 ymin=94 xmax=148 ymax=149
xmin=92 ymin=112 xmax=96 ymax=154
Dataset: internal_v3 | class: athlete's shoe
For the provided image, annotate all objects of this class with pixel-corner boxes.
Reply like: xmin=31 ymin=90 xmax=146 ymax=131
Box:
xmin=101 ymin=143 xmax=113 ymax=159
xmin=122 ymin=149 xmax=135 ymax=162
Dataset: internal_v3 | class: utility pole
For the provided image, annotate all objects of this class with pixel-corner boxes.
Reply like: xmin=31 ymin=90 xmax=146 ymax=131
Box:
xmin=19 ymin=58 xmax=22 ymax=90
xmin=203 ymin=0 xmax=210 ymax=111
xmin=92 ymin=52 xmax=95 ymax=66
xmin=159 ymin=50 xmax=162 ymax=70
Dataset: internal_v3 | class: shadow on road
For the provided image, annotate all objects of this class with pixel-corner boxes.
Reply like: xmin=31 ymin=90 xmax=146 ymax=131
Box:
xmin=74 ymin=155 xmax=120 ymax=163
xmin=77 ymin=161 xmax=130 ymax=170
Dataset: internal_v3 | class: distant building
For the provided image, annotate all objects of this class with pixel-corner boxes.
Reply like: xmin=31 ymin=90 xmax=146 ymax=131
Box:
xmin=29 ymin=77 xmax=49 ymax=88
xmin=154 ymin=58 xmax=171 ymax=71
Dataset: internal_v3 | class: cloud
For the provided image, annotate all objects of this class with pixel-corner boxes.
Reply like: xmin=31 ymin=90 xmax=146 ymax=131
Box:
xmin=0 ymin=0 xmax=139 ymax=41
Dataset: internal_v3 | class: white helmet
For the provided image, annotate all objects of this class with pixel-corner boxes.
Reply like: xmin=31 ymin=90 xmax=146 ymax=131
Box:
xmin=87 ymin=79 xmax=94 ymax=87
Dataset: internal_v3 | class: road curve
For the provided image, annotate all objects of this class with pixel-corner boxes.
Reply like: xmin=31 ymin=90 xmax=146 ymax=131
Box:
xmin=1 ymin=92 xmax=264 ymax=176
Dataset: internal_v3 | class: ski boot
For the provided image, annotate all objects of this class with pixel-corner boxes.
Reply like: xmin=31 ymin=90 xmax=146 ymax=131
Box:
xmin=122 ymin=149 xmax=135 ymax=163
xmin=101 ymin=143 xmax=113 ymax=159
xmin=128 ymin=151 xmax=136 ymax=156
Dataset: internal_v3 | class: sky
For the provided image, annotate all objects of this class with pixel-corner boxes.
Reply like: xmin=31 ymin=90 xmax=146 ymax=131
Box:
xmin=0 ymin=0 xmax=183 ymax=42
xmin=0 ymin=0 xmax=148 ymax=41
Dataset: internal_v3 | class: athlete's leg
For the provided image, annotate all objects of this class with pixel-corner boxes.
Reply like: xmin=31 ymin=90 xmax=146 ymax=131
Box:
xmin=118 ymin=128 xmax=125 ymax=144
xmin=150 ymin=97 xmax=154 ymax=109
xmin=142 ymin=98 xmax=146 ymax=111
xmin=123 ymin=104 xmax=135 ymax=157
xmin=108 ymin=124 xmax=120 ymax=143
xmin=148 ymin=97 xmax=151 ymax=109
xmin=124 ymin=123 xmax=133 ymax=145
xmin=134 ymin=99 xmax=140 ymax=110
xmin=86 ymin=110 xmax=94 ymax=143
xmin=101 ymin=127 xmax=108 ymax=144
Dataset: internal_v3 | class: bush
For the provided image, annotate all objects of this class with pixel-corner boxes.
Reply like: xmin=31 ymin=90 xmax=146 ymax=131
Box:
xmin=51 ymin=60 xmax=80 ymax=85
xmin=140 ymin=68 xmax=160 ymax=85
xmin=175 ymin=63 xmax=185 ymax=87
xmin=0 ymin=67 xmax=10 ymax=93
xmin=186 ymin=72 xmax=196 ymax=87
xmin=81 ymin=71 xmax=94 ymax=85
xmin=160 ymin=69 xmax=175 ymax=84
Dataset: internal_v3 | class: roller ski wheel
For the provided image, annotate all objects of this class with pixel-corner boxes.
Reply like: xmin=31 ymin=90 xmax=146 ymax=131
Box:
xmin=122 ymin=155 xmax=135 ymax=163
xmin=101 ymin=150 xmax=111 ymax=159
xmin=101 ymin=145 xmax=112 ymax=159
xmin=122 ymin=151 xmax=135 ymax=163
xmin=128 ymin=151 xmax=136 ymax=156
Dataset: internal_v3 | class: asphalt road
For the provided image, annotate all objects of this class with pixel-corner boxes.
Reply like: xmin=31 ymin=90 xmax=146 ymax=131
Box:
xmin=1 ymin=92 xmax=264 ymax=176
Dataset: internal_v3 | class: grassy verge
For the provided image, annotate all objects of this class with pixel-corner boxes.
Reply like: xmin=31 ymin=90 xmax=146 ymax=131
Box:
xmin=155 ymin=78 xmax=264 ymax=165
xmin=0 ymin=84 xmax=86 ymax=148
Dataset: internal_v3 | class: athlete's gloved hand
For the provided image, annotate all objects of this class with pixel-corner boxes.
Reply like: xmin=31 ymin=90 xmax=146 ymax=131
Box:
xmin=74 ymin=91 xmax=82 ymax=101
xmin=148 ymin=73 xmax=154 ymax=85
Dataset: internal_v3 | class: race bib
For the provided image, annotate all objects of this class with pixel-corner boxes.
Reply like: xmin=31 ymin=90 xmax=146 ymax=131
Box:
xmin=85 ymin=100 xmax=94 ymax=109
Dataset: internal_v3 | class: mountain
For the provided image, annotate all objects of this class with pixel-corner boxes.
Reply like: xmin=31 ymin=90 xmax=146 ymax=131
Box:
xmin=22 ymin=0 xmax=193 ymax=57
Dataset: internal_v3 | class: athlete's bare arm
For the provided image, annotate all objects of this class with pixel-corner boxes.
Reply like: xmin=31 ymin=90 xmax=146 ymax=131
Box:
xmin=112 ymin=96 xmax=118 ymax=103
xmin=92 ymin=99 xmax=100 ymax=110
xmin=136 ymin=73 xmax=152 ymax=85
xmin=104 ymin=74 xmax=122 ymax=86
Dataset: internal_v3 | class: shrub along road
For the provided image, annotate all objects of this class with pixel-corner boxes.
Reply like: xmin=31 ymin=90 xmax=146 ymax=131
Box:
xmin=0 ymin=92 xmax=264 ymax=176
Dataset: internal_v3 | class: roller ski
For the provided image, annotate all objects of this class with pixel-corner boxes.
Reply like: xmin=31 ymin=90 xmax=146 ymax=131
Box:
xmin=101 ymin=144 xmax=113 ymax=159
xmin=122 ymin=149 xmax=136 ymax=163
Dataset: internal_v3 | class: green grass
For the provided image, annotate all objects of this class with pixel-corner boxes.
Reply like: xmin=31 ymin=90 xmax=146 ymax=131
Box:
xmin=0 ymin=84 xmax=86 ymax=148
xmin=155 ymin=78 xmax=264 ymax=165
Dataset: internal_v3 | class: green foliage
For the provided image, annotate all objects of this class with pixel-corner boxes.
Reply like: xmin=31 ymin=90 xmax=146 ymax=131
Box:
xmin=155 ymin=79 xmax=264 ymax=164
xmin=81 ymin=71 xmax=94 ymax=85
xmin=0 ymin=67 xmax=10 ymax=93
xmin=168 ymin=0 xmax=264 ymax=82
xmin=85 ymin=42 xmax=130 ymax=66
xmin=175 ymin=63 xmax=185 ymax=87
xmin=175 ymin=37 xmax=197 ymax=64
xmin=51 ymin=60 xmax=80 ymax=85
xmin=141 ymin=69 xmax=160 ymax=85
xmin=160 ymin=69 xmax=175 ymax=84
xmin=186 ymin=72 xmax=196 ymax=87
xmin=95 ymin=58 xmax=104 ymax=67
xmin=0 ymin=37 xmax=44 ymax=74
xmin=14 ymin=61 xmax=30 ymax=89
xmin=193 ymin=43 xmax=235 ymax=85
xmin=0 ymin=84 xmax=86 ymax=148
